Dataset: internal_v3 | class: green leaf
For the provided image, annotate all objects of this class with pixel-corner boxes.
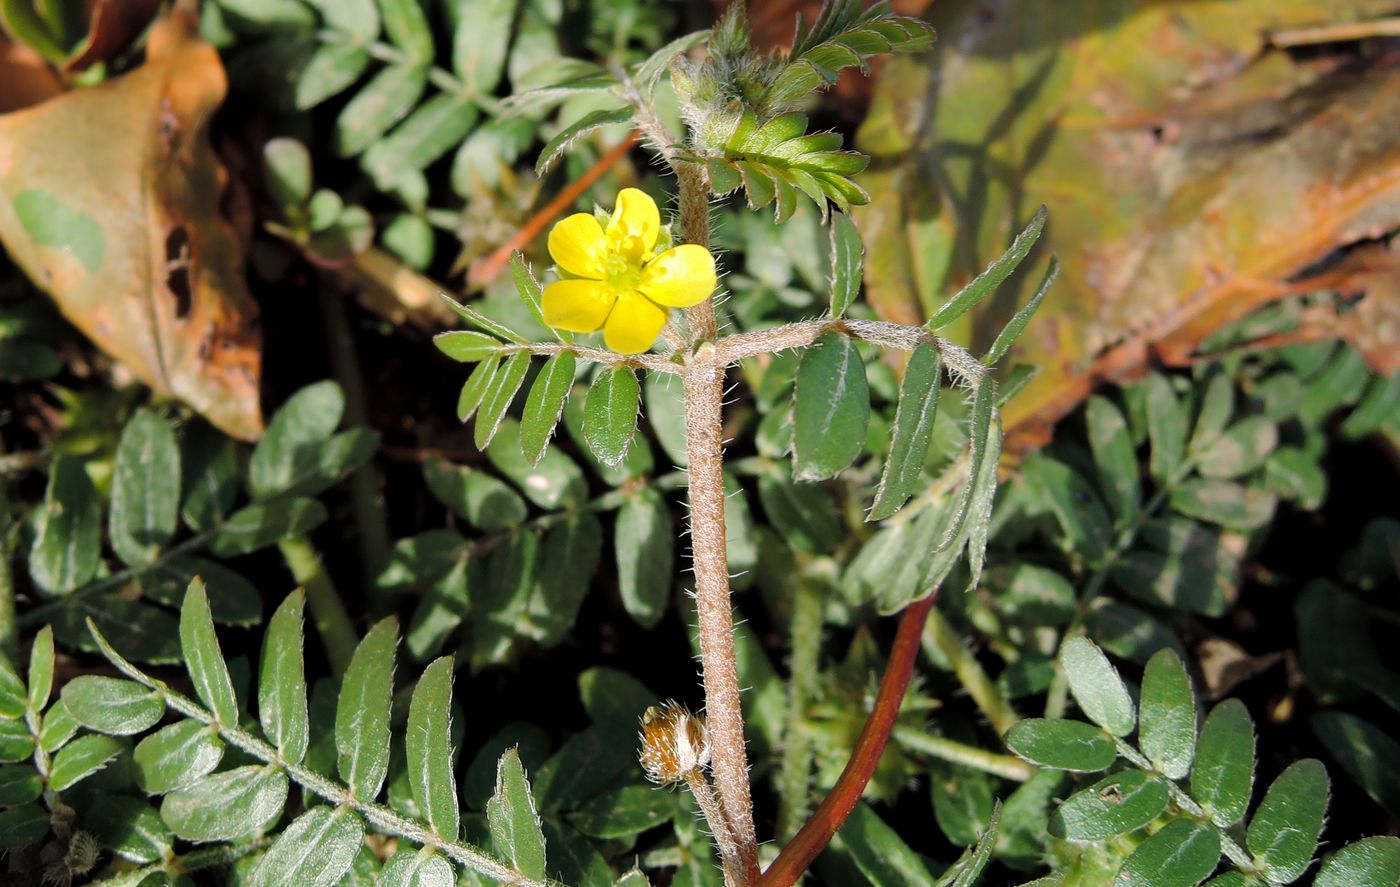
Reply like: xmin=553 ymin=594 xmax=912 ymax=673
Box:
xmin=1312 ymin=712 xmax=1400 ymax=817
xmin=139 ymin=557 xmax=260 ymax=626
xmin=1315 ymin=837 xmax=1400 ymax=887
xmin=424 ymin=456 xmax=526 ymax=531
xmin=37 ymin=702 xmax=76 ymax=754
xmin=337 ymin=616 xmax=397 ymax=800
xmin=792 ymin=332 xmax=870 ymax=480
xmin=1060 ymin=636 xmax=1135 ymax=737
xmin=475 ymin=351 xmax=531 ymax=450
xmin=252 ymin=806 xmax=365 ymax=887
xmin=939 ymin=378 xmax=998 ymax=553
xmin=457 ymin=355 xmax=499 ymax=422
xmin=449 ymin=0 xmax=515 ymax=94
xmin=583 ymin=366 xmax=641 ymax=468
xmin=1114 ymin=818 xmax=1221 ymax=887
xmin=296 ymin=44 xmax=371 ymax=109
xmin=335 ymin=64 xmax=428 ymax=157
xmin=509 ymin=252 xmax=558 ymax=338
xmin=181 ymin=424 xmax=239 ymax=531
xmin=0 ymin=659 xmax=23 ymax=720
xmin=1145 ymin=374 xmax=1187 ymax=483
xmin=441 ymin=295 xmax=529 ymax=344
xmin=210 ymin=498 xmax=328 ymax=557
xmin=537 ymin=107 xmax=635 ymax=175
xmin=0 ymin=802 xmax=48 ymax=847
xmin=870 ymin=342 xmax=940 ymax=520
xmin=1193 ymin=699 xmax=1256 ymax=828
xmin=29 ymin=455 xmax=101 ymax=594
xmin=1190 ymin=372 xmax=1235 ymax=450
xmin=249 ymin=380 xmax=344 ymax=499
xmin=1139 ymin=648 xmax=1197 ymax=780
xmin=378 ymin=0 xmax=432 ymax=63
xmin=1108 ymin=548 xmax=1231 ymax=617
xmin=1262 ymin=447 xmax=1326 ymax=510
xmin=1247 ymin=759 xmax=1329 ymax=884
xmin=0 ymin=766 xmax=41 ymax=806
xmin=1049 ymin=770 xmax=1170 ymax=841
xmin=86 ymin=796 xmax=173 ymax=864
xmin=488 ymin=419 xmax=587 ymax=510
xmin=527 ymin=513 xmax=603 ymax=647
xmin=1004 ymin=719 xmax=1117 ymax=772
xmin=1197 ymin=417 xmax=1277 ymax=479
xmin=434 ymin=331 xmax=504 ymax=362
xmin=1169 ymin=479 xmax=1276 ymax=530
xmin=263 ymin=138 xmax=312 ymax=208
xmin=378 ymin=848 xmax=455 ymax=887
xmin=161 ymin=765 xmax=289 ymax=842
xmin=1086 ymin=395 xmax=1141 ymax=521
xmin=48 ymin=733 xmax=122 ymax=791
xmin=829 ymin=211 xmax=863 ymax=317
xmin=180 ymin=579 xmax=238 ymax=725
xmin=362 ymin=94 xmax=479 ymax=183
xmin=407 ymin=657 xmax=458 ymax=841
xmin=937 ymin=802 xmax=1002 ymax=887
xmin=520 ymin=351 xmax=576 ymax=465
xmin=488 ymin=748 xmax=547 ymax=880
xmin=831 ymin=801 xmax=935 ymax=887
xmin=757 ymin=468 xmax=840 ymax=555
xmin=0 ymin=718 xmax=32 ymax=763
xmin=570 ymin=784 xmax=677 ymax=839
xmin=982 ymin=255 xmax=1058 ymax=365
xmin=26 ymin=626 xmax=54 ymax=714
xmin=134 ymin=720 xmax=224 ymax=794
xmin=926 ymin=206 xmax=1046 ymax=331
xmin=110 ymin=409 xmax=181 ymax=566
xmin=61 ymin=676 xmax=163 ymax=735
xmin=260 ymin=590 xmax=310 ymax=766
xmin=1023 ymin=454 xmax=1113 ymax=564
xmin=615 ymin=488 xmax=673 ymax=629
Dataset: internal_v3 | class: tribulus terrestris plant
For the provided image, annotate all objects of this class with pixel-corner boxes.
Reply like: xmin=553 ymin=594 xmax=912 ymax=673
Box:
xmin=8 ymin=2 xmax=1400 ymax=887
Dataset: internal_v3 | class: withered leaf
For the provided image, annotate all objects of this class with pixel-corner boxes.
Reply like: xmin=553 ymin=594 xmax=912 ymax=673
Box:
xmin=0 ymin=10 xmax=263 ymax=440
xmin=856 ymin=1 xmax=1400 ymax=450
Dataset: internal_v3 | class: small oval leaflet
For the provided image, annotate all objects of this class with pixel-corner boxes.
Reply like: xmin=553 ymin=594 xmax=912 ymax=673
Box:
xmin=584 ymin=365 xmax=640 ymax=468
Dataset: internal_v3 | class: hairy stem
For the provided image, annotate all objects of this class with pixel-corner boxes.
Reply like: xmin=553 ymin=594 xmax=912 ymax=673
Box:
xmin=0 ymin=499 xmax=17 ymax=663
xmin=90 ymin=839 xmax=270 ymax=886
xmin=683 ymin=351 xmax=759 ymax=883
xmin=685 ymin=770 xmax=746 ymax=887
xmin=922 ymin=607 xmax=1018 ymax=736
xmin=892 ymin=726 xmax=1035 ymax=781
xmin=677 ymin=163 xmax=717 ymax=342
xmin=279 ymin=536 xmax=359 ymax=674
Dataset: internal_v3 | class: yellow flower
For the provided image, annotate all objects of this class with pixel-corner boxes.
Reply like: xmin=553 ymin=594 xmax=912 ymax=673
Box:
xmin=542 ymin=188 xmax=716 ymax=354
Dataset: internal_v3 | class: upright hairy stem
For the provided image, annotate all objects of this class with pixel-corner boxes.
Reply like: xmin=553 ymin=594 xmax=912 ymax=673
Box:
xmin=675 ymin=157 xmax=759 ymax=883
xmin=683 ymin=352 xmax=759 ymax=884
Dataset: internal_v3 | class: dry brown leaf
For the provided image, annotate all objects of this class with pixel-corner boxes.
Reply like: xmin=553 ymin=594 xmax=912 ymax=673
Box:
xmin=0 ymin=9 xmax=263 ymax=440
xmin=857 ymin=1 xmax=1400 ymax=451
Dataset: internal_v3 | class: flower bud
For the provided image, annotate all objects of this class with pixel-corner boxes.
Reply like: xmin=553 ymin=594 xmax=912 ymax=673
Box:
xmin=638 ymin=701 xmax=710 ymax=784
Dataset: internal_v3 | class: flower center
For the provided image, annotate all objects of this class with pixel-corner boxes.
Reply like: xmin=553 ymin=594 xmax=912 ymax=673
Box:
xmin=602 ymin=252 xmax=642 ymax=294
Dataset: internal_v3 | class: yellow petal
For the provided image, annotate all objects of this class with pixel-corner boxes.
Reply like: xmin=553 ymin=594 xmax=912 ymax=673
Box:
xmin=548 ymin=213 xmax=607 ymax=278
xmin=603 ymin=291 xmax=668 ymax=354
xmin=542 ymin=279 xmax=616 ymax=333
xmin=637 ymin=244 xmax=717 ymax=308
xmin=607 ymin=187 xmax=661 ymax=259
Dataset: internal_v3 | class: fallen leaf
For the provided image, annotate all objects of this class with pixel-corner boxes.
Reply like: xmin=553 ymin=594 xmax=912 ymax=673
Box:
xmin=63 ymin=0 xmax=163 ymax=73
xmin=856 ymin=1 xmax=1400 ymax=451
xmin=0 ymin=9 xmax=263 ymax=440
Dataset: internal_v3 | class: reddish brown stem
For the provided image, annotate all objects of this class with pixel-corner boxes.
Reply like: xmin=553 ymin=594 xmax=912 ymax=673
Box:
xmin=467 ymin=131 xmax=642 ymax=287
xmin=758 ymin=591 xmax=938 ymax=887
